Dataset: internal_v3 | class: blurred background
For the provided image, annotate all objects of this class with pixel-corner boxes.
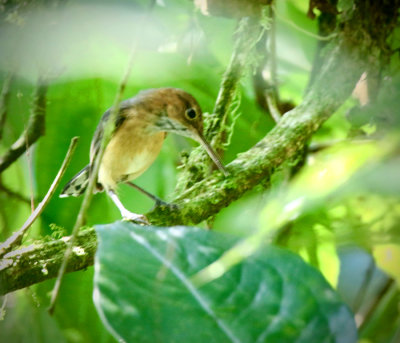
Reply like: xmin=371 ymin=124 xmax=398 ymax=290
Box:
xmin=0 ymin=0 xmax=399 ymax=342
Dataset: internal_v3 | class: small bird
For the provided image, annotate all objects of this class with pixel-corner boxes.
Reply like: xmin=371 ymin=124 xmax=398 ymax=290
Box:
xmin=60 ymin=87 xmax=227 ymax=223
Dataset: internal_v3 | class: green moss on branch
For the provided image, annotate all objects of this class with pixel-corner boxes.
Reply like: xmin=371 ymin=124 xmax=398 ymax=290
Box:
xmin=0 ymin=228 xmax=96 ymax=295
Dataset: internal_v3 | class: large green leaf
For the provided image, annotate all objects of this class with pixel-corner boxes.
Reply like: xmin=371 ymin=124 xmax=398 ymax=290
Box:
xmin=94 ymin=222 xmax=357 ymax=343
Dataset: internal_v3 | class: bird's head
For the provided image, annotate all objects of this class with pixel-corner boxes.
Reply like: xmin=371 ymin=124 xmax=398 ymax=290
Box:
xmin=140 ymin=88 xmax=228 ymax=176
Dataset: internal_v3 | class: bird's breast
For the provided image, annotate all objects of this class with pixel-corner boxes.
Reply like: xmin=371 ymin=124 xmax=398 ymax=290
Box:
xmin=98 ymin=120 xmax=165 ymax=190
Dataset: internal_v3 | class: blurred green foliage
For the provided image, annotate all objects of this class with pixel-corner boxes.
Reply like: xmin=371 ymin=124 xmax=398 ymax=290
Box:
xmin=0 ymin=0 xmax=399 ymax=342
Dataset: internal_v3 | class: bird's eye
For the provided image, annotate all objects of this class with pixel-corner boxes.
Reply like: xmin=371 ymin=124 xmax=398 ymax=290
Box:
xmin=185 ymin=108 xmax=197 ymax=120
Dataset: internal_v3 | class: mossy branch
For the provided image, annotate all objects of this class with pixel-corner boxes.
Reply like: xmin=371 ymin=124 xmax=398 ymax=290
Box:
xmin=0 ymin=228 xmax=97 ymax=295
xmin=207 ymin=18 xmax=264 ymax=142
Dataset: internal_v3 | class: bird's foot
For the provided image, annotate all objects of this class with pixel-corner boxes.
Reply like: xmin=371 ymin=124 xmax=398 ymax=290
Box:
xmin=121 ymin=211 xmax=149 ymax=225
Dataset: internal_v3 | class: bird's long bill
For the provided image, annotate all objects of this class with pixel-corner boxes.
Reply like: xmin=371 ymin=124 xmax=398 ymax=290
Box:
xmin=196 ymin=133 xmax=229 ymax=176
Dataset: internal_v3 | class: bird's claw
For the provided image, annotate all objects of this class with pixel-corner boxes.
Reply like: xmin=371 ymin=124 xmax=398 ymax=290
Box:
xmin=122 ymin=212 xmax=150 ymax=225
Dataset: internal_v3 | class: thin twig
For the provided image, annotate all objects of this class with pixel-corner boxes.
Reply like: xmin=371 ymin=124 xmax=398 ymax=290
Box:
xmin=265 ymin=90 xmax=281 ymax=123
xmin=26 ymin=146 xmax=36 ymax=212
xmin=308 ymin=138 xmax=373 ymax=153
xmin=252 ymin=7 xmax=282 ymax=123
xmin=47 ymin=1 xmax=159 ymax=313
xmin=305 ymin=4 xmax=338 ymax=92
xmin=0 ymin=137 xmax=79 ymax=258
xmin=353 ymin=257 xmax=375 ymax=313
xmin=358 ymin=278 xmax=394 ymax=331
xmin=0 ymin=80 xmax=47 ymax=173
xmin=0 ymin=72 xmax=14 ymax=141
xmin=0 ymin=294 xmax=7 ymax=320
xmin=0 ymin=179 xmax=32 ymax=205
xmin=265 ymin=6 xmax=281 ymax=123
xmin=48 ymin=56 xmax=136 ymax=315
xmin=267 ymin=5 xmax=278 ymax=95
xmin=208 ymin=18 xmax=266 ymax=146
xmin=253 ymin=31 xmax=270 ymax=112
xmin=272 ymin=5 xmax=337 ymax=41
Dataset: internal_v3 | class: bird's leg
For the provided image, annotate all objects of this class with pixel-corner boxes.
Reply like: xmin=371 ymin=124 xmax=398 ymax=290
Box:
xmin=125 ymin=182 xmax=177 ymax=209
xmin=107 ymin=189 xmax=149 ymax=224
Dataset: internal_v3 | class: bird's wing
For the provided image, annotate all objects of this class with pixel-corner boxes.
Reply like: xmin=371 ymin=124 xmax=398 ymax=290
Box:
xmin=89 ymin=101 xmax=134 ymax=166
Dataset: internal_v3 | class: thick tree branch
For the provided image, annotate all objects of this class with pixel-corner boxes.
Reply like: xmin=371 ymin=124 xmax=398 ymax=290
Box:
xmin=0 ymin=228 xmax=96 ymax=295
xmin=0 ymin=80 xmax=47 ymax=173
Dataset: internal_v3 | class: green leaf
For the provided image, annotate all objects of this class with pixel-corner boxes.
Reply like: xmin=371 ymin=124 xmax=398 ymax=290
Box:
xmin=94 ymin=222 xmax=357 ymax=343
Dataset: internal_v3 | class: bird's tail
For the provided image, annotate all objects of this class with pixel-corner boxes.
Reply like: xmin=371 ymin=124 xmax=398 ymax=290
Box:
xmin=60 ymin=165 xmax=90 ymax=198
